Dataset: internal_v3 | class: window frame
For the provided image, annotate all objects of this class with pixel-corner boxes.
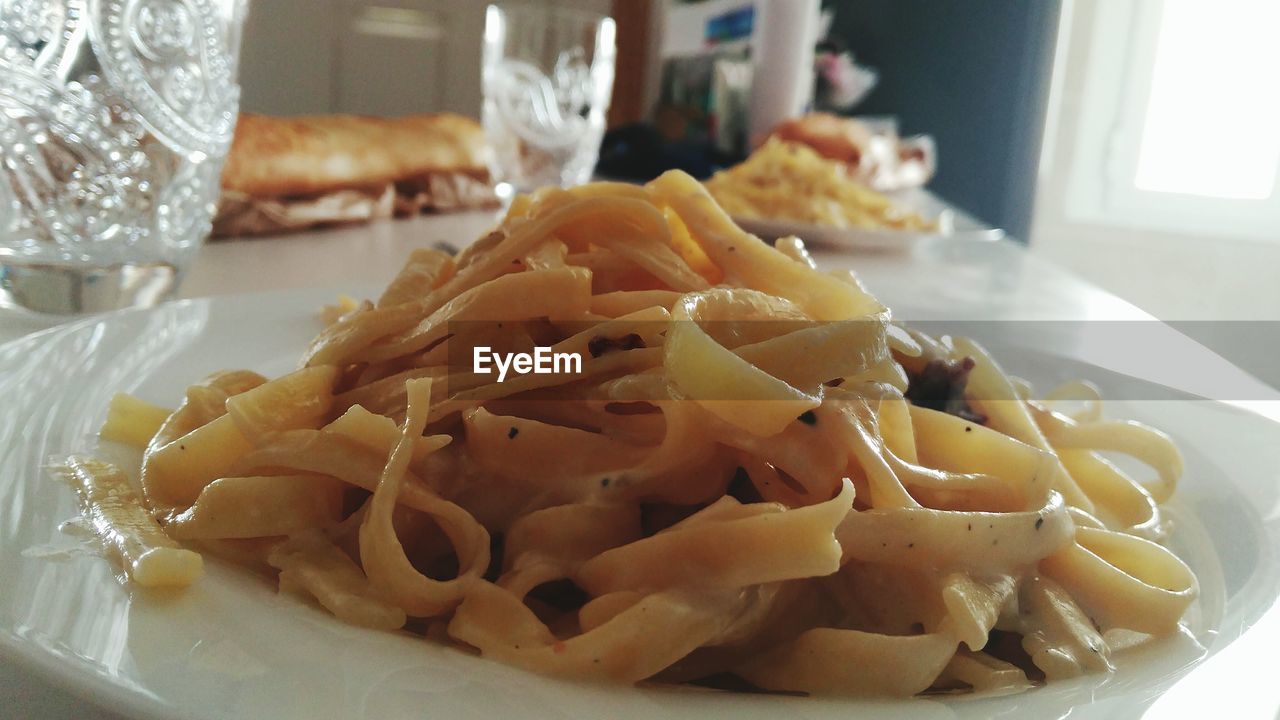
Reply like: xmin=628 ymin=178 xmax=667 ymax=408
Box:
xmin=1059 ymin=0 xmax=1280 ymax=244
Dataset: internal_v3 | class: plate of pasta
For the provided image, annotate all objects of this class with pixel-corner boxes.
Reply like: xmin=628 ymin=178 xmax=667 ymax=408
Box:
xmin=703 ymin=138 xmax=1001 ymax=251
xmin=1 ymin=172 xmax=1278 ymax=720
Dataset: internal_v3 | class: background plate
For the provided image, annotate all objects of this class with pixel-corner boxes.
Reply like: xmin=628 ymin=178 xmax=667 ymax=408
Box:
xmin=733 ymin=188 xmax=1004 ymax=252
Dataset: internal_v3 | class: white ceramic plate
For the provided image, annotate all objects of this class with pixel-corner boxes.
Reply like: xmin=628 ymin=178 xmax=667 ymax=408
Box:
xmin=733 ymin=189 xmax=1004 ymax=252
xmin=2 ymin=288 xmax=1279 ymax=720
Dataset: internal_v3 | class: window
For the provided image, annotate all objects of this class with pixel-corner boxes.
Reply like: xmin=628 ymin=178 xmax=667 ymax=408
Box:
xmin=1061 ymin=0 xmax=1280 ymax=242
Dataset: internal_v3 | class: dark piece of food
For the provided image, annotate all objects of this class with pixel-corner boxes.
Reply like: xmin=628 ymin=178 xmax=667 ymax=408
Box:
xmin=904 ymin=357 xmax=987 ymax=425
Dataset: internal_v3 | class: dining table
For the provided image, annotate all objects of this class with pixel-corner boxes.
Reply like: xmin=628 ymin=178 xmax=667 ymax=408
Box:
xmin=2 ymin=202 xmax=1279 ymax=720
xmin=0 ymin=205 xmax=1160 ymax=348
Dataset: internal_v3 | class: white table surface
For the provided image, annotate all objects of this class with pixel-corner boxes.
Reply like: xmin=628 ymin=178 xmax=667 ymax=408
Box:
xmin=2 ymin=210 xmax=1278 ymax=720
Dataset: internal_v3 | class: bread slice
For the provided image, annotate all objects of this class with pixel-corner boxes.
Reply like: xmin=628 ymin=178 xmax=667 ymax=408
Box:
xmin=214 ymin=113 xmax=497 ymax=236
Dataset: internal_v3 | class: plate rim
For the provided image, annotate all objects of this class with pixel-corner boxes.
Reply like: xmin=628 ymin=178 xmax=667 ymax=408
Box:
xmin=730 ymin=214 xmax=1006 ymax=251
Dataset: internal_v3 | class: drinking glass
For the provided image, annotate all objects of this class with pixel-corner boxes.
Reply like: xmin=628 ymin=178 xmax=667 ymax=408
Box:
xmin=0 ymin=0 xmax=248 ymax=315
xmin=481 ymin=3 xmax=615 ymax=200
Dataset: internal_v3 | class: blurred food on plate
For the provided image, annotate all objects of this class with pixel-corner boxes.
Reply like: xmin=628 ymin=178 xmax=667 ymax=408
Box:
xmin=704 ymin=137 xmax=938 ymax=232
xmin=215 ymin=113 xmax=497 ymax=236
xmin=770 ymin=112 xmax=935 ymax=192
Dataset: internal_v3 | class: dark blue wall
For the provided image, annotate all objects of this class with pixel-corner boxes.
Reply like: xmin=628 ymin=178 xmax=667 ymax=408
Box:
xmin=828 ymin=0 xmax=1062 ymax=241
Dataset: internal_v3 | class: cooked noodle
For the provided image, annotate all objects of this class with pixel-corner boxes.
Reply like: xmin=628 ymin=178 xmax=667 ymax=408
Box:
xmin=76 ymin=171 xmax=1195 ymax=696
xmin=704 ymin=138 xmax=938 ymax=232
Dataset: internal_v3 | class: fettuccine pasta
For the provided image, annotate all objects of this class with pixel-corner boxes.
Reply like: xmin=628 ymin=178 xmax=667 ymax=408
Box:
xmin=704 ymin=138 xmax=939 ymax=232
xmin=74 ymin=171 xmax=1195 ymax=697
